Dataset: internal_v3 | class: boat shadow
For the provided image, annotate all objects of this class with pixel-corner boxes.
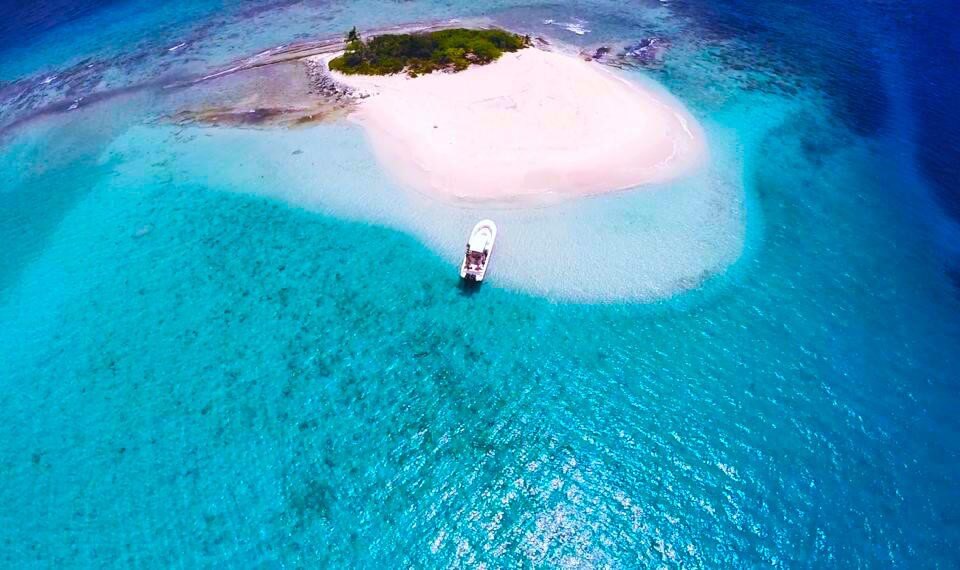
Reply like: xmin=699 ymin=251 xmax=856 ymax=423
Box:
xmin=457 ymin=278 xmax=482 ymax=297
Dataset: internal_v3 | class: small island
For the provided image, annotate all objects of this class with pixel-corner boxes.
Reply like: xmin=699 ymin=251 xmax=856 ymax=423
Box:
xmin=321 ymin=27 xmax=706 ymax=202
xmin=329 ymin=27 xmax=530 ymax=77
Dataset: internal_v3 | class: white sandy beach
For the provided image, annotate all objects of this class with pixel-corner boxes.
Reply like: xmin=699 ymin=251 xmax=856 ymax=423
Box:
xmin=324 ymin=47 xmax=706 ymax=203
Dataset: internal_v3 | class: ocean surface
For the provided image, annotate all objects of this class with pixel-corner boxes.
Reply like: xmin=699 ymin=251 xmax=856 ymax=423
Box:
xmin=2 ymin=0 xmax=959 ymax=566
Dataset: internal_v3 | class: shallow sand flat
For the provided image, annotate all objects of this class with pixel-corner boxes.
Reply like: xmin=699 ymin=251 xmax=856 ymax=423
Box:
xmin=325 ymin=47 xmax=706 ymax=202
xmin=98 ymin=118 xmax=746 ymax=301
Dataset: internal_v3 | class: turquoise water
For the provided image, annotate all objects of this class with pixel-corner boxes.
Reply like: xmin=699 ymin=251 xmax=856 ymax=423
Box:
xmin=2 ymin=0 xmax=959 ymax=566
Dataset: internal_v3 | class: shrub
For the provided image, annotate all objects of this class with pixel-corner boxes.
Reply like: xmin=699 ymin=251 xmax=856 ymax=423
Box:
xmin=328 ymin=27 xmax=530 ymax=77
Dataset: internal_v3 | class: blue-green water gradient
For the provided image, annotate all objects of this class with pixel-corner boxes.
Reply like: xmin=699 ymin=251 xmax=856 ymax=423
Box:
xmin=1 ymin=0 xmax=958 ymax=566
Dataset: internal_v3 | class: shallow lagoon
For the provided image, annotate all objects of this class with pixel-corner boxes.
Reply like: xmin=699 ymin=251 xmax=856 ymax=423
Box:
xmin=1 ymin=0 xmax=959 ymax=566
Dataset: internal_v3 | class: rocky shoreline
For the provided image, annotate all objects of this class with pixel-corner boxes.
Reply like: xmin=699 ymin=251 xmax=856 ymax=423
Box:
xmin=580 ymin=37 xmax=670 ymax=69
xmin=303 ymin=58 xmax=356 ymax=101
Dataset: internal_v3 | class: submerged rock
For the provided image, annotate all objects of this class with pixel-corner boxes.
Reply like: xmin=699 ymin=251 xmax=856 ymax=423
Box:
xmin=623 ymin=37 xmax=669 ymax=66
xmin=588 ymin=37 xmax=670 ymax=69
xmin=579 ymin=45 xmax=611 ymax=61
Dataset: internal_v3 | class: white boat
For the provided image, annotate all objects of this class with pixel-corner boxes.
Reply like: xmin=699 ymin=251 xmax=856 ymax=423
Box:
xmin=460 ymin=219 xmax=497 ymax=282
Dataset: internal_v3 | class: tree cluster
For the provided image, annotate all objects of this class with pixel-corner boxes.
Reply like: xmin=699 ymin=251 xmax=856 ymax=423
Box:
xmin=329 ymin=28 xmax=530 ymax=77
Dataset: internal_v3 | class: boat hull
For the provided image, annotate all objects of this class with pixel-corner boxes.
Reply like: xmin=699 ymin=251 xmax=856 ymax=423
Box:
xmin=460 ymin=219 xmax=497 ymax=282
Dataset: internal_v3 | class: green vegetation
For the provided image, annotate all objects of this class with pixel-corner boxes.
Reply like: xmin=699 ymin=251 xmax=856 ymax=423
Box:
xmin=329 ymin=27 xmax=530 ymax=77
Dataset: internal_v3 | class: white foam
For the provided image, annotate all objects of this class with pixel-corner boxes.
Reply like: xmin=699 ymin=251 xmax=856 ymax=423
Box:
xmin=543 ymin=18 xmax=591 ymax=35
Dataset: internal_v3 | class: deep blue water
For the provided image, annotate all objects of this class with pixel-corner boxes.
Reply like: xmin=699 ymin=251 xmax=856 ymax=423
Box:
xmin=0 ymin=0 xmax=122 ymax=50
xmin=1 ymin=0 xmax=959 ymax=567
xmin=683 ymin=0 xmax=960 ymax=226
xmin=901 ymin=3 xmax=960 ymax=222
